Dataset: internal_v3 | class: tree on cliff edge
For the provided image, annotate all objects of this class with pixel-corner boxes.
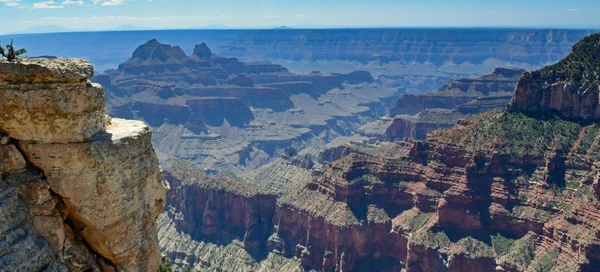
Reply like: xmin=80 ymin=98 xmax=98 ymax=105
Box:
xmin=0 ymin=40 xmax=27 ymax=61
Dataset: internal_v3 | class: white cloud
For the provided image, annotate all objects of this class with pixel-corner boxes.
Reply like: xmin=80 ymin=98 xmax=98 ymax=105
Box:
xmin=62 ymin=0 xmax=83 ymax=4
xmin=294 ymin=14 xmax=305 ymax=18
xmin=567 ymin=8 xmax=581 ymax=12
xmin=93 ymin=0 xmax=122 ymax=6
xmin=0 ymin=0 xmax=22 ymax=7
xmin=33 ymin=1 xmax=63 ymax=8
xmin=22 ymin=15 xmax=241 ymax=30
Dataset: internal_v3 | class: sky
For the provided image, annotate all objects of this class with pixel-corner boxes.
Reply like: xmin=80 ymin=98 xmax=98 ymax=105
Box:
xmin=0 ymin=0 xmax=599 ymax=34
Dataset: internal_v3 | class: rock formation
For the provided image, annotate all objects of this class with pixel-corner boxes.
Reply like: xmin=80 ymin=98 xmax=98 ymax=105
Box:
xmin=95 ymin=40 xmax=398 ymax=174
xmin=372 ymin=67 xmax=524 ymax=140
xmin=158 ymin=33 xmax=600 ymax=272
xmin=0 ymin=58 xmax=167 ymax=271
xmin=508 ymin=35 xmax=600 ymax=121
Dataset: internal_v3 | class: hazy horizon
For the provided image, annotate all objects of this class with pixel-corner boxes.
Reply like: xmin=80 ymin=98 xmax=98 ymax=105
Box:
xmin=1 ymin=0 xmax=599 ymax=35
xmin=4 ymin=24 xmax=600 ymax=36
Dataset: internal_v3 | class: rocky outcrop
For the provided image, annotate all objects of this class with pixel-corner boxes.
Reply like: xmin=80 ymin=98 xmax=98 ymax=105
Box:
xmin=385 ymin=109 xmax=463 ymax=140
xmin=0 ymin=58 xmax=167 ymax=271
xmin=382 ymin=67 xmax=524 ymax=140
xmin=508 ymin=33 xmax=600 ymax=121
xmin=0 ymin=59 xmax=107 ymax=143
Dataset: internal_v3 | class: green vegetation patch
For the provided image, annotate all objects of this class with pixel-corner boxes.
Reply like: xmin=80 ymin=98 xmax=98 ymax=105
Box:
xmin=511 ymin=206 xmax=553 ymax=222
xmin=409 ymin=212 xmax=433 ymax=233
xmin=529 ymin=250 xmax=558 ymax=272
xmin=411 ymin=230 xmax=451 ymax=249
xmin=471 ymin=112 xmax=580 ymax=157
xmin=434 ymin=111 xmax=586 ymax=160
xmin=491 ymin=233 xmax=515 ymax=257
xmin=538 ymin=33 xmax=600 ymax=86
xmin=498 ymin=234 xmax=535 ymax=271
xmin=455 ymin=237 xmax=494 ymax=258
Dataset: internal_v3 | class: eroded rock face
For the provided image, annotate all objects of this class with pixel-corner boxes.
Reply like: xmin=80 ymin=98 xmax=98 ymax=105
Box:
xmin=508 ymin=33 xmax=600 ymax=121
xmin=0 ymin=59 xmax=107 ymax=143
xmin=383 ymin=67 xmax=523 ymax=140
xmin=20 ymin=119 xmax=165 ymax=270
xmin=508 ymin=74 xmax=600 ymax=120
xmin=0 ymin=58 xmax=167 ymax=271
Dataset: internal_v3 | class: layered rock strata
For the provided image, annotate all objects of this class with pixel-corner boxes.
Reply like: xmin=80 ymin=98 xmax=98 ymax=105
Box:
xmin=0 ymin=58 xmax=167 ymax=271
xmin=158 ymin=33 xmax=600 ymax=272
xmin=378 ymin=67 xmax=524 ymax=140
xmin=96 ymin=40 xmax=398 ymax=174
xmin=508 ymin=36 xmax=600 ymax=121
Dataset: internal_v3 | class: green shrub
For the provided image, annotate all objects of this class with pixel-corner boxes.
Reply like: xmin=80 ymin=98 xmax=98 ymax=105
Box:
xmin=491 ymin=233 xmax=515 ymax=256
xmin=157 ymin=258 xmax=173 ymax=272
xmin=530 ymin=250 xmax=558 ymax=272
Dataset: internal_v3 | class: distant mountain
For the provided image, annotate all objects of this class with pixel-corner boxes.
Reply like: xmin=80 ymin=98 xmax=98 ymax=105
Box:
xmin=273 ymin=26 xmax=293 ymax=30
xmin=113 ymin=25 xmax=153 ymax=31
xmin=201 ymin=24 xmax=233 ymax=29
xmin=13 ymin=25 xmax=74 ymax=34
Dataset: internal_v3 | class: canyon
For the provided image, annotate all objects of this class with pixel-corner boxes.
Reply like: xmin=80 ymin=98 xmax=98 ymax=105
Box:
xmin=7 ymin=29 xmax=593 ymax=92
xmin=0 ymin=58 xmax=167 ymax=271
xmin=3 ymin=28 xmax=600 ymax=272
xmin=157 ymin=33 xmax=600 ymax=272
xmin=364 ymin=67 xmax=525 ymax=141
xmin=94 ymin=39 xmax=397 ymax=175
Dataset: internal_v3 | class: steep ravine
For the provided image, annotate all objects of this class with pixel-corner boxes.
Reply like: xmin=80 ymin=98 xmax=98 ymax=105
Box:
xmin=0 ymin=58 xmax=168 ymax=271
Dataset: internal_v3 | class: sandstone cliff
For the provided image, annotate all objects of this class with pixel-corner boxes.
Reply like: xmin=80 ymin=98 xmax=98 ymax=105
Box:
xmin=158 ymin=33 xmax=600 ymax=272
xmin=508 ymin=33 xmax=600 ymax=121
xmin=0 ymin=58 xmax=168 ymax=271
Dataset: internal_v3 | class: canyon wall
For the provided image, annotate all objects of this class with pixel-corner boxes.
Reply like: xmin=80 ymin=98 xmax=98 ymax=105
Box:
xmin=379 ymin=67 xmax=524 ymax=140
xmin=158 ymin=33 xmax=600 ymax=272
xmin=0 ymin=58 xmax=167 ymax=271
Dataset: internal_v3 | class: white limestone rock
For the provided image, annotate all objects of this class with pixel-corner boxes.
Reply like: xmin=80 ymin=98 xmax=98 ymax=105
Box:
xmin=19 ymin=118 xmax=168 ymax=271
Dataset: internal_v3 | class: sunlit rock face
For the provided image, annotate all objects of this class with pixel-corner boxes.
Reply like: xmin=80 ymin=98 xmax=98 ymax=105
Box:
xmin=508 ymin=33 xmax=600 ymax=121
xmin=0 ymin=58 xmax=107 ymax=143
xmin=0 ymin=58 xmax=167 ymax=272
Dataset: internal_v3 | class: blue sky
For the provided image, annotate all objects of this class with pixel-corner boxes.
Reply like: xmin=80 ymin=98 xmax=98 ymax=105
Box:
xmin=0 ymin=0 xmax=599 ymax=33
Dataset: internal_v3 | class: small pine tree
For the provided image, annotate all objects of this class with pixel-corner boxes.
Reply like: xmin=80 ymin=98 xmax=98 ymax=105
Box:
xmin=157 ymin=257 xmax=173 ymax=272
xmin=0 ymin=40 xmax=27 ymax=61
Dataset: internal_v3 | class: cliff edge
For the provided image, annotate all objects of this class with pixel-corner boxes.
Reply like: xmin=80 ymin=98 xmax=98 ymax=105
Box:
xmin=0 ymin=58 xmax=168 ymax=271
xmin=508 ymin=33 xmax=600 ymax=120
